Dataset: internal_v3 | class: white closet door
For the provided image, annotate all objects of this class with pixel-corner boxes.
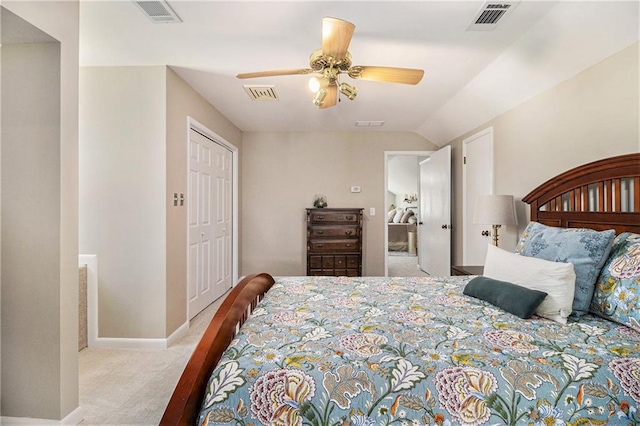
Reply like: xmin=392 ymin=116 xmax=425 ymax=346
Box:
xmin=188 ymin=129 xmax=232 ymax=319
xmin=463 ymin=128 xmax=493 ymax=265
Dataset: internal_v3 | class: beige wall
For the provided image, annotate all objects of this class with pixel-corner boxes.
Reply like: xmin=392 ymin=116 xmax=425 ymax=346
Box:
xmin=449 ymin=42 xmax=640 ymax=266
xmin=80 ymin=66 xmax=167 ymax=338
xmin=165 ymin=67 xmax=242 ymax=336
xmin=1 ymin=1 xmax=79 ymax=420
xmin=80 ymin=66 xmax=243 ymax=339
xmin=241 ymin=132 xmax=437 ymax=276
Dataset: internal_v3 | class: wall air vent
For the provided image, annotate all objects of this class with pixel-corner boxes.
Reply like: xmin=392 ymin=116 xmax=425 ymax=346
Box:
xmin=468 ymin=2 xmax=518 ymax=31
xmin=134 ymin=1 xmax=182 ymax=23
xmin=244 ymin=85 xmax=279 ymax=101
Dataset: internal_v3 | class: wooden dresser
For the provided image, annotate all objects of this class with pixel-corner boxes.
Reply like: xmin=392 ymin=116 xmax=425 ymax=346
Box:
xmin=306 ymin=208 xmax=363 ymax=276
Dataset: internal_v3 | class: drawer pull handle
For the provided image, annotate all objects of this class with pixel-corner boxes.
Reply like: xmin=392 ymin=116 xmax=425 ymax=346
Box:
xmin=317 ymin=230 xmax=324 ymax=234
xmin=345 ymin=230 xmax=353 ymax=235
xmin=346 ymin=216 xmax=353 ymax=220
xmin=346 ymin=244 xmax=352 ymax=247
xmin=317 ymin=215 xmax=325 ymax=220
xmin=317 ymin=244 xmax=324 ymax=247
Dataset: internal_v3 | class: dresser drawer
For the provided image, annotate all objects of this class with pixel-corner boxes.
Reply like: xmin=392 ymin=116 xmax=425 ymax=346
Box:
xmin=309 ymin=270 xmax=334 ymax=276
xmin=346 ymin=255 xmax=359 ymax=268
xmin=309 ymin=225 xmax=359 ymax=238
xmin=345 ymin=269 xmax=359 ymax=277
xmin=309 ymin=211 xmax=359 ymax=223
xmin=309 ymin=239 xmax=360 ymax=253
xmin=309 ymin=268 xmax=360 ymax=277
xmin=309 ymin=255 xmax=322 ymax=269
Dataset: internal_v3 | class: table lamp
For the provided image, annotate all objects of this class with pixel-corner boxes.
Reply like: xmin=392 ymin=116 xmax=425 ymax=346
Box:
xmin=473 ymin=195 xmax=517 ymax=247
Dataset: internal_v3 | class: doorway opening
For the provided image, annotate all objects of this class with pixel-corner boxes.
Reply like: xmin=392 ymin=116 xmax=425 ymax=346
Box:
xmin=384 ymin=151 xmax=431 ymax=276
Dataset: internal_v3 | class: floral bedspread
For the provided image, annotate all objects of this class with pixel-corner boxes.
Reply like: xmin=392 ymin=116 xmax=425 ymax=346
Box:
xmin=198 ymin=276 xmax=640 ymax=426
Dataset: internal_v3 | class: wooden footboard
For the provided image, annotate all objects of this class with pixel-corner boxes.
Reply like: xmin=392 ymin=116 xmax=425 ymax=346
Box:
xmin=160 ymin=273 xmax=275 ymax=425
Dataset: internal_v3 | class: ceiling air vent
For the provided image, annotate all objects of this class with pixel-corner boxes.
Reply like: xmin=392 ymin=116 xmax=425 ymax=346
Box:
xmin=244 ymin=85 xmax=279 ymax=101
xmin=134 ymin=1 xmax=182 ymax=23
xmin=355 ymin=121 xmax=385 ymax=127
xmin=468 ymin=2 xmax=517 ymax=31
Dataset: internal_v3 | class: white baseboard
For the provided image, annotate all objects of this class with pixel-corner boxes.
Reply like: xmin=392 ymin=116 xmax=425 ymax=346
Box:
xmin=2 ymin=407 xmax=83 ymax=425
xmin=90 ymin=337 xmax=169 ymax=350
xmin=167 ymin=321 xmax=189 ymax=347
xmin=89 ymin=322 xmax=189 ymax=350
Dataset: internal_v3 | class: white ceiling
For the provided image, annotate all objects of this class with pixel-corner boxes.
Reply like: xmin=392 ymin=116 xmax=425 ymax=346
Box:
xmin=79 ymin=1 xmax=639 ymax=146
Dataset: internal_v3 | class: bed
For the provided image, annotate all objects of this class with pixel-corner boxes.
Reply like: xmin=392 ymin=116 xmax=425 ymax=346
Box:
xmin=388 ymin=207 xmax=418 ymax=253
xmin=388 ymin=223 xmax=417 ymax=252
xmin=162 ymin=153 xmax=640 ymax=425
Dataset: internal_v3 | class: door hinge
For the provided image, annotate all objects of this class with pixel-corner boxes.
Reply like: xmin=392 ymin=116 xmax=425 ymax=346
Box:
xmin=463 ymin=156 xmax=466 ymax=165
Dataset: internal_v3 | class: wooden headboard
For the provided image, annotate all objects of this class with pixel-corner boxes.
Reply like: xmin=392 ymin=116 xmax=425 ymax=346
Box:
xmin=522 ymin=153 xmax=640 ymax=235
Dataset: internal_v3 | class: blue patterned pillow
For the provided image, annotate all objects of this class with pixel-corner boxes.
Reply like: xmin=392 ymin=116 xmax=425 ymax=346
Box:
xmin=515 ymin=221 xmax=615 ymax=317
xmin=590 ymin=233 xmax=640 ymax=331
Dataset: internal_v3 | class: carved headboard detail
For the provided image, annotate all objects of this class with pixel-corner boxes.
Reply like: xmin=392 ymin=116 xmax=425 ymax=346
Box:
xmin=522 ymin=153 xmax=640 ymax=235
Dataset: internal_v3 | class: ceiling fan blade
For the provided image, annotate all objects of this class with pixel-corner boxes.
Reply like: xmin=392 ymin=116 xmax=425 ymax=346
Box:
xmin=322 ymin=17 xmax=355 ymax=60
xmin=319 ymin=84 xmax=338 ymax=109
xmin=349 ymin=66 xmax=424 ymax=85
xmin=236 ymin=68 xmax=313 ymax=79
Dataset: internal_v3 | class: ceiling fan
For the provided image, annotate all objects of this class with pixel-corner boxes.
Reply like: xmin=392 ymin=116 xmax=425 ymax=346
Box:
xmin=236 ymin=17 xmax=425 ymax=109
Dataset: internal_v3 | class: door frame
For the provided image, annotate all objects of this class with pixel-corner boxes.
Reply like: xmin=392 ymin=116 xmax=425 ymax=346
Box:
xmin=462 ymin=127 xmax=494 ymax=265
xmin=187 ymin=117 xmax=239 ymax=320
xmin=383 ymin=150 xmax=433 ymax=276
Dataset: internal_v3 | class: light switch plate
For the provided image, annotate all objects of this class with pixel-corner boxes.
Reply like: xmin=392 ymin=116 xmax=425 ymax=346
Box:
xmin=370 ymin=207 xmax=376 ymax=216
xmin=350 ymin=186 xmax=361 ymax=193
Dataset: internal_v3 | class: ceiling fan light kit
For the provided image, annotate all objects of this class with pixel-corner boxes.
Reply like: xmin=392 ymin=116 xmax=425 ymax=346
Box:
xmin=313 ymin=89 xmax=327 ymax=106
xmin=236 ymin=17 xmax=424 ymax=109
xmin=339 ymin=82 xmax=357 ymax=100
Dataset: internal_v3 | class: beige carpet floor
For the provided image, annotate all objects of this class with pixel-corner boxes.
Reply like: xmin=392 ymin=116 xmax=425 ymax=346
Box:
xmin=387 ymin=253 xmax=429 ymax=277
xmin=79 ymin=295 xmax=225 ymax=425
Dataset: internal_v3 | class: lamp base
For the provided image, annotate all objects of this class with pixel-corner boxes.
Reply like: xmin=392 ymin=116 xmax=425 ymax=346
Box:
xmin=492 ymin=224 xmax=502 ymax=247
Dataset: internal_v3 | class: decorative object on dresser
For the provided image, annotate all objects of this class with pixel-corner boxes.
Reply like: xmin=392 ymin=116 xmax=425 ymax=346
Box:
xmin=313 ymin=194 xmax=327 ymax=208
xmin=307 ymin=208 xmax=363 ymax=276
xmin=472 ymin=194 xmax=517 ymax=246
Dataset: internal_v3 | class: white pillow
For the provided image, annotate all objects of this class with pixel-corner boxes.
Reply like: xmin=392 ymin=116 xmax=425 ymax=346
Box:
xmin=392 ymin=208 xmax=404 ymax=223
xmin=483 ymin=244 xmax=576 ymax=324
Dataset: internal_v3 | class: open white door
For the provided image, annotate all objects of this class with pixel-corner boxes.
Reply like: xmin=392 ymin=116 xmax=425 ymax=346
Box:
xmin=417 ymin=146 xmax=451 ymax=276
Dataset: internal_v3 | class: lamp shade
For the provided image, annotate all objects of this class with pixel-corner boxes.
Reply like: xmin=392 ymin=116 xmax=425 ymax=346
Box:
xmin=473 ymin=195 xmax=517 ymax=226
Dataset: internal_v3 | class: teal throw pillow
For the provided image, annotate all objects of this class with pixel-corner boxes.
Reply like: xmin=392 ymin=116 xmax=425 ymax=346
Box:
xmin=463 ymin=276 xmax=548 ymax=319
